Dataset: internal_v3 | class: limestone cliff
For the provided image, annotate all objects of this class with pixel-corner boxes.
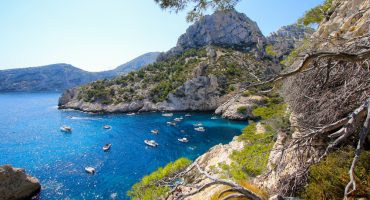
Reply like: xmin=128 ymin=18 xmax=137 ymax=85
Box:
xmin=0 ymin=165 xmax=41 ymax=200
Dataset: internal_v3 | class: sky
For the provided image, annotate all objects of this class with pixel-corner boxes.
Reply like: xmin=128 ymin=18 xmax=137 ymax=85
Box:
xmin=0 ymin=0 xmax=323 ymax=71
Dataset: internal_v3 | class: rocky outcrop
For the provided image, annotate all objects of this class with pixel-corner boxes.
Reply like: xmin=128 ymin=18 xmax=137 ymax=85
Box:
xmin=158 ymin=9 xmax=265 ymax=61
xmin=266 ymin=24 xmax=314 ymax=59
xmin=0 ymin=165 xmax=41 ymax=200
xmin=167 ymin=137 xmax=244 ymax=200
xmin=215 ymin=95 xmax=264 ymax=120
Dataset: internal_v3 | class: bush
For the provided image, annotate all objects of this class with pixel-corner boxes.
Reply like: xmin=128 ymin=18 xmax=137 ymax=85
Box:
xmin=127 ymin=157 xmax=192 ymax=200
xmin=237 ymin=106 xmax=248 ymax=114
xmin=300 ymin=147 xmax=370 ymax=200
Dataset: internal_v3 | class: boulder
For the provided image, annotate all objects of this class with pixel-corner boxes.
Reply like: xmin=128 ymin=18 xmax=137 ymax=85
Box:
xmin=0 ymin=165 xmax=41 ymax=200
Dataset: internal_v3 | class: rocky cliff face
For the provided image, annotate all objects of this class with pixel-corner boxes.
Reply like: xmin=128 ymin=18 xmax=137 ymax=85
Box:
xmin=58 ymin=10 xmax=281 ymax=118
xmin=0 ymin=165 xmax=41 ymax=200
xmin=266 ymin=24 xmax=314 ymax=59
xmin=59 ymin=46 xmax=280 ymax=117
xmin=157 ymin=9 xmax=266 ymax=61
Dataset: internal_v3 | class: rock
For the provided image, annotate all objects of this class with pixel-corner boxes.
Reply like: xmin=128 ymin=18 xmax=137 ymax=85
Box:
xmin=0 ymin=165 xmax=41 ymax=200
xmin=269 ymin=194 xmax=284 ymax=200
xmin=158 ymin=9 xmax=265 ymax=61
xmin=215 ymin=95 xmax=264 ymax=120
xmin=266 ymin=24 xmax=314 ymax=59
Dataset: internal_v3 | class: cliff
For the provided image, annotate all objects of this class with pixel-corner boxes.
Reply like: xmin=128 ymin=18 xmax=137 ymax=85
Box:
xmin=58 ymin=10 xmax=283 ymax=120
xmin=157 ymin=9 xmax=266 ymax=61
xmin=0 ymin=165 xmax=41 ymax=200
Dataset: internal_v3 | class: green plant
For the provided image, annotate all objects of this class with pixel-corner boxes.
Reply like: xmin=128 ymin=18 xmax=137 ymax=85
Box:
xmin=237 ymin=106 xmax=248 ymax=114
xmin=300 ymin=147 xmax=370 ymax=200
xmin=297 ymin=0 xmax=333 ymax=26
xmin=128 ymin=157 xmax=192 ymax=200
xmin=265 ymin=44 xmax=278 ymax=57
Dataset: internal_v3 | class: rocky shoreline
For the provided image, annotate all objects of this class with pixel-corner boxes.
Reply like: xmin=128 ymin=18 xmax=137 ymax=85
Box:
xmin=0 ymin=165 xmax=41 ymax=200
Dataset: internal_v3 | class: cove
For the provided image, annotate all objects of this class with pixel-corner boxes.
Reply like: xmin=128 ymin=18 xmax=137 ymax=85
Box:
xmin=0 ymin=93 xmax=247 ymax=200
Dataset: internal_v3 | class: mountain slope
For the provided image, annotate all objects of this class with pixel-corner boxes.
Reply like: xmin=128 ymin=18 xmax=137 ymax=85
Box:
xmin=0 ymin=52 xmax=159 ymax=92
xmin=58 ymin=10 xmax=281 ymax=115
xmin=112 ymin=52 xmax=160 ymax=74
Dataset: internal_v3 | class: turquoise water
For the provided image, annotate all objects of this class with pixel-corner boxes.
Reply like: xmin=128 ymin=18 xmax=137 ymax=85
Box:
xmin=0 ymin=93 xmax=247 ymax=200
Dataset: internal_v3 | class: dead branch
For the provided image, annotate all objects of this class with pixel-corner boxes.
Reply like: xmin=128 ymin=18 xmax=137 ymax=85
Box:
xmin=344 ymin=99 xmax=370 ymax=199
xmin=177 ymin=163 xmax=263 ymax=200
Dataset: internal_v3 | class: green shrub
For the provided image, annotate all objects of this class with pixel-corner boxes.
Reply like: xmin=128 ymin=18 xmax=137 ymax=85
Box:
xmin=265 ymin=44 xmax=278 ymax=57
xmin=127 ymin=157 xmax=192 ymax=200
xmin=300 ymin=147 xmax=370 ymax=200
xmin=252 ymin=103 xmax=286 ymax=119
xmin=237 ymin=106 xmax=248 ymax=114
xmin=297 ymin=0 xmax=333 ymax=26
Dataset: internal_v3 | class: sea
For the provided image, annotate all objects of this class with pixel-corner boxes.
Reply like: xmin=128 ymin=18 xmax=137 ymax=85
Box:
xmin=0 ymin=93 xmax=247 ymax=200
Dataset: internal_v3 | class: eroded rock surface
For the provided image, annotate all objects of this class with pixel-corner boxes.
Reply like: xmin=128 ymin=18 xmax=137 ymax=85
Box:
xmin=0 ymin=165 xmax=41 ymax=200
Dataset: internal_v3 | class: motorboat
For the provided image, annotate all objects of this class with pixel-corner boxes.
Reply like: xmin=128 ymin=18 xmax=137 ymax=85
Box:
xmin=151 ymin=129 xmax=159 ymax=134
xmin=185 ymin=113 xmax=191 ymax=117
xmin=103 ymin=144 xmax=112 ymax=151
xmin=167 ymin=121 xmax=176 ymax=126
xmin=85 ymin=167 xmax=95 ymax=174
xmin=211 ymin=116 xmax=218 ymax=120
xmin=194 ymin=127 xmax=205 ymax=132
xmin=193 ymin=123 xmax=203 ymax=127
xmin=162 ymin=113 xmax=173 ymax=117
xmin=178 ymin=138 xmax=189 ymax=143
xmin=126 ymin=113 xmax=136 ymax=116
xmin=144 ymin=140 xmax=159 ymax=147
xmin=174 ymin=117 xmax=182 ymax=122
xmin=60 ymin=125 xmax=72 ymax=132
xmin=103 ymin=125 xmax=112 ymax=129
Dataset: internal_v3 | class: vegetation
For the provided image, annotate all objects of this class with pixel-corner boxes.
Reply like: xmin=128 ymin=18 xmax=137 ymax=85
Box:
xmin=297 ymin=0 xmax=333 ymax=26
xmin=221 ymin=92 xmax=289 ymax=181
xmin=300 ymin=147 xmax=370 ymax=200
xmin=265 ymin=44 xmax=278 ymax=57
xmin=153 ymin=0 xmax=241 ymax=22
xmin=127 ymin=157 xmax=192 ymax=200
xmin=237 ymin=106 xmax=248 ymax=114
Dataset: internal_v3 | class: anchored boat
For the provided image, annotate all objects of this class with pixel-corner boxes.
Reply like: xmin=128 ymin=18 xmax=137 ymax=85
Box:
xmin=144 ymin=140 xmax=158 ymax=147
xmin=194 ymin=127 xmax=205 ymax=132
xmin=85 ymin=167 xmax=95 ymax=174
xmin=60 ymin=125 xmax=72 ymax=132
xmin=178 ymin=138 xmax=189 ymax=143
xmin=151 ymin=129 xmax=159 ymax=134
xmin=103 ymin=144 xmax=112 ymax=151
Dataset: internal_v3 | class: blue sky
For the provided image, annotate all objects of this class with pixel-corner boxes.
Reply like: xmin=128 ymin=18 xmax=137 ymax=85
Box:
xmin=0 ymin=0 xmax=323 ymax=71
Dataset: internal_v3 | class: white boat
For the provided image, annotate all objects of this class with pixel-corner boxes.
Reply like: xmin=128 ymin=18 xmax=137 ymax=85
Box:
xmin=178 ymin=138 xmax=189 ymax=143
xmin=85 ymin=167 xmax=95 ymax=174
xmin=211 ymin=116 xmax=218 ymax=119
xmin=103 ymin=125 xmax=112 ymax=129
xmin=103 ymin=144 xmax=112 ymax=151
xmin=162 ymin=113 xmax=173 ymax=117
xmin=60 ymin=125 xmax=72 ymax=132
xmin=194 ymin=127 xmax=205 ymax=132
xmin=151 ymin=129 xmax=159 ymax=134
xmin=126 ymin=113 xmax=136 ymax=116
xmin=193 ymin=123 xmax=203 ymax=127
xmin=185 ymin=113 xmax=191 ymax=117
xmin=174 ymin=117 xmax=182 ymax=122
xmin=166 ymin=121 xmax=176 ymax=126
xmin=144 ymin=140 xmax=159 ymax=147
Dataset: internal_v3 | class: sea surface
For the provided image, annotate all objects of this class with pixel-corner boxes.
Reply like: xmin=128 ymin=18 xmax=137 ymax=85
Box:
xmin=0 ymin=93 xmax=247 ymax=200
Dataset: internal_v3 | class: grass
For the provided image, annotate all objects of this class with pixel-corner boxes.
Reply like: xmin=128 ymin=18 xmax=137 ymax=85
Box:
xmin=127 ymin=157 xmax=192 ymax=200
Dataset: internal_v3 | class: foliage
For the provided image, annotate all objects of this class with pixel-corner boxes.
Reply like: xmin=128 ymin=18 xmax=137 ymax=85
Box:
xmin=237 ymin=106 xmax=248 ymax=114
xmin=127 ymin=157 xmax=192 ymax=200
xmin=300 ymin=147 xmax=370 ymax=200
xmin=265 ymin=44 xmax=278 ymax=57
xmin=153 ymin=0 xmax=241 ymax=22
xmin=297 ymin=0 xmax=333 ymax=26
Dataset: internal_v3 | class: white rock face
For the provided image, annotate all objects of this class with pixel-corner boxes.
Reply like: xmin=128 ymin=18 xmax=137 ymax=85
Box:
xmin=215 ymin=95 xmax=264 ymax=120
xmin=0 ymin=165 xmax=41 ymax=200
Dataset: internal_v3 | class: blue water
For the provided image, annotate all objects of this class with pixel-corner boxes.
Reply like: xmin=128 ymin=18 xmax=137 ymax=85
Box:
xmin=0 ymin=93 xmax=247 ymax=200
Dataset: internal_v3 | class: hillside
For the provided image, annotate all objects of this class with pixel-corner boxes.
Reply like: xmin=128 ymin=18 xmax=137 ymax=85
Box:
xmin=58 ymin=10 xmax=289 ymax=118
xmin=0 ymin=52 xmax=159 ymax=92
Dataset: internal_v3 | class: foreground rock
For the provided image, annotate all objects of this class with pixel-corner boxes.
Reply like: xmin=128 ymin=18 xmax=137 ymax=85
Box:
xmin=0 ymin=165 xmax=41 ymax=200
